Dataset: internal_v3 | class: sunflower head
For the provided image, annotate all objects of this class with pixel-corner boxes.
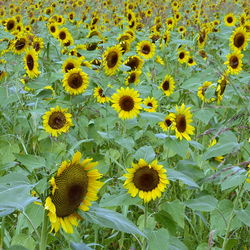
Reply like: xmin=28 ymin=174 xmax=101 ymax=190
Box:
xmin=45 ymin=151 xmax=103 ymax=233
xmin=136 ymin=40 xmax=156 ymax=59
xmin=42 ymin=106 xmax=73 ymax=137
xmin=62 ymin=57 xmax=81 ymax=73
xmin=159 ymin=114 xmax=173 ymax=131
xmin=178 ymin=49 xmax=189 ymax=63
xmin=125 ymin=70 xmax=141 ymax=85
xmin=224 ymin=13 xmax=237 ymax=26
xmin=124 ymin=55 xmax=144 ymax=71
xmin=230 ymin=26 xmax=249 ymax=51
xmin=143 ymin=97 xmax=158 ymax=112
xmin=224 ymin=51 xmax=243 ymax=75
xmin=111 ymin=87 xmax=142 ymax=120
xmin=123 ymin=159 xmax=169 ymax=203
xmin=160 ymin=74 xmax=175 ymax=96
xmin=93 ymin=86 xmax=110 ymax=103
xmin=63 ymin=68 xmax=89 ymax=95
xmin=23 ymin=48 xmax=40 ymax=79
xmin=197 ymin=81 xmax=215 ymax=103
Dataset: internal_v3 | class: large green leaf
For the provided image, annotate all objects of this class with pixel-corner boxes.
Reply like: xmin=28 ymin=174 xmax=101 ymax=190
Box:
xmin=235 ymin=206 xmax=250 ymax=227
xmin=147 ymin=228 xmax=169 ymax=250
xmin=185 ymin=195 xmax=218 ymax=212
xmin=15 ymin=154 xmax=46 ymax=170
xmin=80 ymin=206 xmax=145 ymax=237
xmin=134 ymin=145 xmax=155 ymax=163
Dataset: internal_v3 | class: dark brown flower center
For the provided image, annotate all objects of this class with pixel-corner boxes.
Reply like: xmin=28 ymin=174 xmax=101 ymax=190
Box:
xmin=133 ymin=166 xmax=160 ymax=191
xmin=227 ymin=17 xmax=233 ymax=23
xmin=15 ymin=38 xmax=26 ymax=50
xmin=27 ymin=54 xmax=34 ymax=70
xmin=162 ymin=80 xmax=170 ymax=91
xmin=165 ymin=119 xmax=172 ymax=127
xmin=7 ymin=20 xmax=15 ymax=30
xmin=229 ymin=55 xmax=239 ymax=69
xmin=52 ymin=164 xmax=88 ymax=217
xmin=107 ymin=51 xmax=118 ymax=68
xmin=233 ymin=33 xmax=245 ymax=48
xmin=179 ymin=52 xmax=185 ymax=59
xmin=68 ymin=73 xmax=83 ymax=89
xmin=48 ymin=111 xmax=66 ymax=129
xmin=128 ymin=72 xmax=136 ymax=83
xmin=188 ymin=58 xmax=193 ymax=64
xmin=141 ymin=44 xmax=150 ymax=55
xmin=125 ymin=57 xmax=140 ymax=70
xmin=50 ymin=26 xmax=56 ymax=33
xmin=119 ymin=95 xmax=134 ymax=111
xmin=147 ymin=102 xmax=153 ymax=107
xmin=59 ymin=31 xmax=66 ymax=40
xmin=98 ymin=88 xmax=105 ymax=97
xmin=176 ymin=114 xmax=186 ymax=133
xmin=65 ymin=62 xmax=75 ymax=72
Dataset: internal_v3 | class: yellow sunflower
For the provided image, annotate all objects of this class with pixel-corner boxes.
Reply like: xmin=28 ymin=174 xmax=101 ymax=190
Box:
xmin=169 ymin=104 xmax=195 ymax=141
xmin=124 ymin=55 xmax=144 ymax=71
xmin=56 ymin=27 xmax=72 ymax=44
xmin=123 ymin=158 xmax=169 ymax=203
xmin=177 ymin=49 xmax=189 ymax=64
xmin=197 ymin=29 xmax=208 ymax=49
xmin=102 ymin=45 xmax=122 ymax=76
xmin=159 ymin=114 xmax=173 ymax=131
xmin=45 ymin=151 xmax=103 ymax=233
xmin=11 ymin=34 xmax=28 ymax=54
xmin=63 ymin=68 xmax=89 ymax=95
xmin=155 ymin=55 xmax=164 ymax=65
xmin=197 ymin=81 xmax=215 ymax=103
xmin=187 ymin=56 xmax=196 ymax=66
xmin=143 ymin=97 xmax=158 ymax=112
xmin=215 ymin=74 xmax=229 ymax=104
xmin=229 ymin=26 xmax=249 ymax=51
xmin=23 ymin=48 xmax=40 ymax=79
xmin=48 ymin=22 xmax=58 ymax=37
xmin=111 ymin=87 xmax=142 ymax=119
xmin=5 ymin=17 xmax=16 ymax=32
xmin=247 ymin=164 xmax=250 ymax=183
xmin=224 ymin=13 xmax=237 ymax=27
xmin=162 ymin=30 xmax=171 ymax=46
xmin=62 ymin=57 xmax=81 ymax=73
xmin=125 ymin=70 xmax=141 ymax=85
xmin=224 ymin=50 xmax=244 ymax=75
xmin=42 ymin=106 xmax=73 ymax=137
xmin=136 ymin=40 xmax=156 ymax=59
xmin=93 ymin=87 xmax=110 ymax=103
xmin=32 ymin=37 xmax=44 ymax=53
xmin=160 ymin=74 xmax=175 ymax=96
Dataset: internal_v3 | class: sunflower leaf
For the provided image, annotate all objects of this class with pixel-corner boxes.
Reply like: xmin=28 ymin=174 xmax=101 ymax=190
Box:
xmin=80 ymin=206 xmax=146 ymax=237
xmin=134 ymin=145 xmax=155 ymax=162
xmin=185 ymin=195 xmax=218 ymax=212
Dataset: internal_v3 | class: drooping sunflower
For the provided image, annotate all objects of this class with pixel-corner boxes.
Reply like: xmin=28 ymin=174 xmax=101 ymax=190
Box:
xmin=178 ymin=49 xmax=189 ymax=64
xmin=136 ymin=40 xmax=155 ymax=59
xmin=62 ymin=57 xmax=81 ymax=73
xmin=23 ymin=48 xmax=40 ymax=78
xmin=224 ymin=13 xmax=237 ymax=27
xmin=169 ymin=104 xmax=195 ymax=141
xmin=93 ymin=87 xmax=110 ymax=103
xmin=63 ymin=68 xmax=89 ymax=95
xmin=125 ymin=70 xmax=141 ymax=85
xmin=215 ymin=74 xmax=229 ymax=104
xmin=123 ymin=158 xmax=169 ymax=203
xmin=111 ymin=87 xmax=142 ymax=119
xmin=197 ymin=29 xmax=208 ymax=49
xmin=102 ymin=45 xmax=122 ymax=76
xmin=45 ymin=151 xmax=103 ymax=233
xmin=197 ymin=81 xmax=215 ymax=103
xmin=224 ymin=50 xmax=244 ymax=75
xmin=162 ymin=30 xmax=171 ymax=46
xmin=143 ymin=97 xmax=158 ymax=112
xmin=229 ymin=26 xmax=249 ymax=51
xmin=159 ymin=114 xmax=173 ymax=131
xmin=124 ymin=55 xmax=144 ymax=71
xmin=42 ymin=106 xmax=73 ymax=137
xmin=160 ymin=74 xmax=175 ymax=96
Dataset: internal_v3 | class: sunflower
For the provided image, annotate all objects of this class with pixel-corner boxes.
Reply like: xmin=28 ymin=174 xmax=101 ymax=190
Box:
xmin=229 ymin=26 xmax=249 ymax=51
xmin=123 ymin=158 xmax=169 ymax=203
xmin=102 ymin=45 xmax=122 ymax=76
xmin=119 ymin=40 xmax=131 ymax=54
xmin=124 ymin=55 xmax=144 ymax=71
xmin=125 ymin=70 xmax=141 ymax=85
xmin=11 ymin=34 xmax=28 ymax=54
xmin=0 ymin=70 xmax=7 ymax=81
xmin=160 ymin=74 xmax=175 ymax=96
xmin=143 ymin=97 xmax=158 ymax=112
xmin=42 ymin=106 xmax=73 ymax=137
xmin=178 ymin=49 xmax=189 ymax=64
xmin=166 ymin=17 xmax=175 ymax=30
xmin=48 ymin=23 xmax=58 ymax=37
xmin=45 ymin=151 xmax=103 ymax=233
xmin=162 ymin=30 xmax=171 ymax=46
xmin=111 ymin=87 xmax=142 ymax=119
xmin=93 ymin=87 xmax=110 ymax=103
xmin=215 ymin=74 xmax=229 ymax=104
xmin=23 ymin=48 xmax=40 ymax=78
xmin=224 ymin=50 xmax=244 ymax=75
xmin=158 ymin=114 xmax=173 ymax=131
xmin=187 ymin=56 xmax=196 ymax=66
xmin=63 ymin=68 xmax=89 ymax=95
xmin=224 ymin=13 xmax=237 ymax=27
xmin=62 ymin=57 xmax=81 ymax=73
xmin=56 ymin=27 xmax=71 ymax=44
xmin=5 ymin=18 xmax=16 ymax=32
xmin=136 ymin=40 xmax=155 ymax=59
xmin=155 ymin=55 xmax=164 ymax=65
xmin=197 ymin=29 xmax=208 ymax=49
xmin=247 ymin=164 xmax=250 ymax=184
xmin=32 ymin=37 xmax=44 ymax=53
xmin=169 ymin=104 xmax=195 ymax=141
xmin=197 ymin=81 xmax=215 ymax=103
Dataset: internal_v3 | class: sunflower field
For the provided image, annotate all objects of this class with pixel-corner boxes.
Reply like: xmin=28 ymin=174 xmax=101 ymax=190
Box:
xmin=0 ymin=0 xmax=250 ymax=249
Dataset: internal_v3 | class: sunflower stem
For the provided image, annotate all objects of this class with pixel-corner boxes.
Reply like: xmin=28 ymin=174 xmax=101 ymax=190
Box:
xmin=142 ymin=202 xmax=148 ymax=250
xmin=39 ymin=210 xmax=49 ymax=250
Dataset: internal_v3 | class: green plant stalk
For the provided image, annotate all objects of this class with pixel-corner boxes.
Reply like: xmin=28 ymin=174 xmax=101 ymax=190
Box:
xmin=0 ymin=217 xmax=4 ymax=250
xmin=222 ymin=184 xmax=244 ymax=250
xmin=119 ymin=205 xmax=128 ymax=250
xmin=39 ymin=210 xmax=49 ymax=250
xmin=142 ymin=203 xmax=148 ymax=250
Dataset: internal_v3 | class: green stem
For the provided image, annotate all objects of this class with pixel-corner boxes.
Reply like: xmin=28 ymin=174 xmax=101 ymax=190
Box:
xmin=142 ymin=203 xmax=148 ymax=250
xmin=22 ymin=211 xmax=40 ymax=240
xmin=0 ymin=217 xmax=4 ymax=250
xmin=119 ymin=206 xmax=128 ymax=250
xmin=222 ymin=184 xmax=244 ymax=250
xmin=39 ymin=210 xmax=49 ymax=250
